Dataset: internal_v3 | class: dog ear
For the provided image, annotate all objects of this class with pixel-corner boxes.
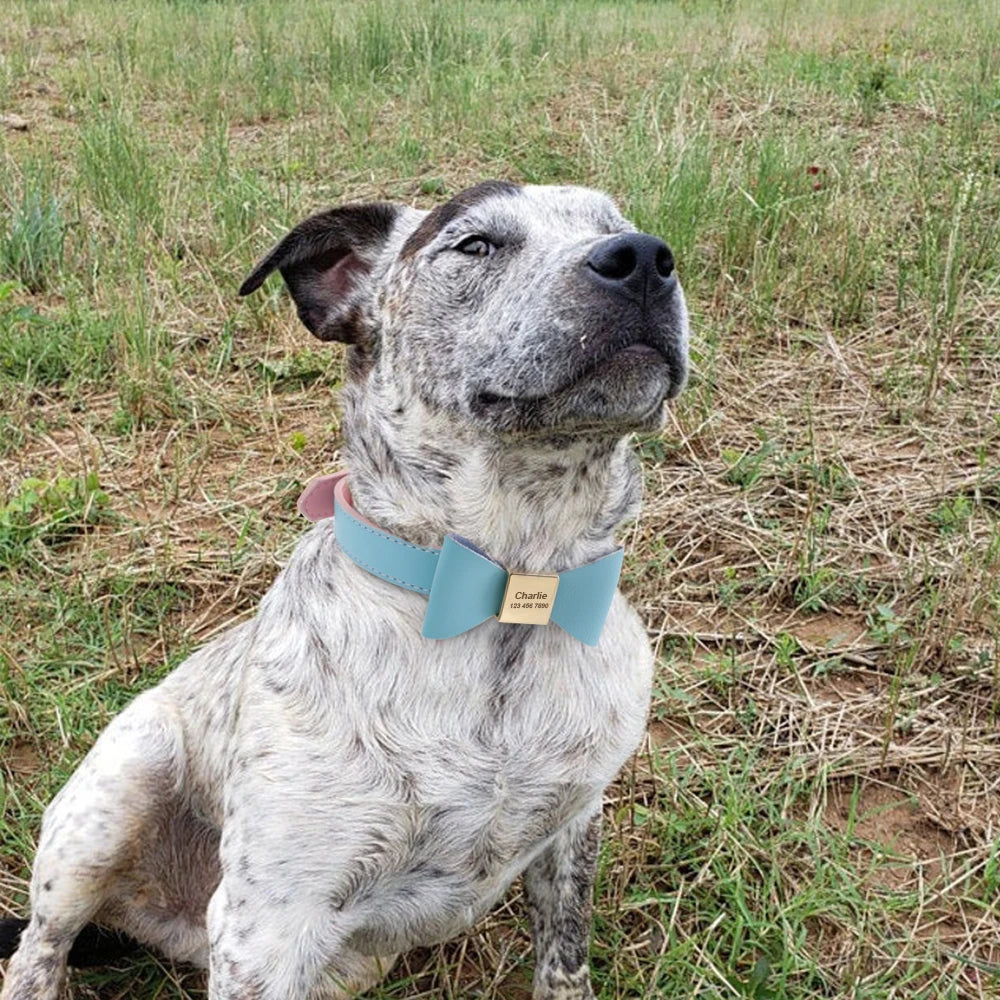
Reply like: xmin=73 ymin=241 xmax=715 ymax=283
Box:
xmin=238 ymin=203 xmax=402 ymax=343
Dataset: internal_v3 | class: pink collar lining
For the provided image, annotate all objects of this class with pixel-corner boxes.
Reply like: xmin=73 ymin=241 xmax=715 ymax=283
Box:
xmin=297 ymin=471 xmax=378 ymax=528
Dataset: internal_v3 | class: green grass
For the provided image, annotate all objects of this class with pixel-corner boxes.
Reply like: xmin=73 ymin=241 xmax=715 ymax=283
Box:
xmin=0 ymin=166 xmax=66 ymax=294
xmin=3 ymin=0 xmax=1000 ymax=997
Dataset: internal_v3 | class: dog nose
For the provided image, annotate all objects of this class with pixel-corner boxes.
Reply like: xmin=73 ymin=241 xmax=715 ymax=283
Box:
xmin=585 ymin=233 xmax=675 ymax=303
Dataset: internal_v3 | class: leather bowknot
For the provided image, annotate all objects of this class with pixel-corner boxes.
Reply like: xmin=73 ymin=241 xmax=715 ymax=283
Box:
xmin=297 ymin=472 xmax=623 ymax=647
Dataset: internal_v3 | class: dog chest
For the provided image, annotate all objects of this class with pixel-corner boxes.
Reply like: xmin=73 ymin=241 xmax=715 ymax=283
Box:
xmin=331 ymin=741 xmax=603 ymax=954
xmin=222 ymin=606 xmax=651 ymax=952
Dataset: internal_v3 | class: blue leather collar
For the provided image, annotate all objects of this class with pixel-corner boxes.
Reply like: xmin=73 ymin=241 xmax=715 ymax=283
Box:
xmin=298 ymin=472 xmax=623 ymax=646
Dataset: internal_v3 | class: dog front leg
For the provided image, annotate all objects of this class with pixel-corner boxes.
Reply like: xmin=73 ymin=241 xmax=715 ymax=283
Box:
xmin=523 ymin=809 xmax=602 ymax=1000
xmin=206 ymin=869 xmax=393 ymax=1000
xmin=1 ymin=693 xmax=187 ymax=1000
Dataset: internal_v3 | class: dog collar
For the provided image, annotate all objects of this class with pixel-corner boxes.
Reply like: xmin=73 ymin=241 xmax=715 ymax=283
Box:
xmin=297 ymin=472 xmax=623 ymax=646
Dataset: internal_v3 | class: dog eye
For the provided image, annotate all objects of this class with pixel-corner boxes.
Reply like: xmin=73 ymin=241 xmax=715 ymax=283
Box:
xmin=453 ymin=235 xmax=497 ymax=258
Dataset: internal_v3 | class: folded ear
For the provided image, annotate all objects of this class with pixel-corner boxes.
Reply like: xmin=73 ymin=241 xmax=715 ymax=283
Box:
xmin=238 ymin=202 xmax=402 ymax=343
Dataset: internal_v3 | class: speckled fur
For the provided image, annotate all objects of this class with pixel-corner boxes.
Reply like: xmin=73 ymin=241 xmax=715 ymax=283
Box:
xmin=1 ymin=183 xmax=688 ymax=1000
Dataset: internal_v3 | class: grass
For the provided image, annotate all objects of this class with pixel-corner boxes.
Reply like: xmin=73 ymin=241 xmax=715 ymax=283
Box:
xmin=2 ymin=0 xmax=1000 ymax=996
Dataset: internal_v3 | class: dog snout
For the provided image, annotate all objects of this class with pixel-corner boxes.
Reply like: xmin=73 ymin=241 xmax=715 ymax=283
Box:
xmin=584 ymin=233 xmax=675 ymax=305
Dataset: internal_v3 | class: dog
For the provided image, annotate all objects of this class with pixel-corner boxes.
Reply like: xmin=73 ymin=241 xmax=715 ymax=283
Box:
xmin=0 ymin=181 xmax=688 ymax=1000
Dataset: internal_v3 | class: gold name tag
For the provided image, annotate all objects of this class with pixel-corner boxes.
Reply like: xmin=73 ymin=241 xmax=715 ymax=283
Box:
xmin=497 ymin=572 xmax=559 ymax=626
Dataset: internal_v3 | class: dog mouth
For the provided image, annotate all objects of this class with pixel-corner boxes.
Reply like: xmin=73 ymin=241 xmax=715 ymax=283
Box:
xmin=468 ymin=274 xmax=690 ymax=434
xmin=472 ymin=340 xmax=681 ymax=413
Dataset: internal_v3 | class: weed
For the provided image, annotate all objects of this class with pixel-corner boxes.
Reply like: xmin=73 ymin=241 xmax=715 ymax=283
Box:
xmin=724 ymin=434 xmax=778 ymax=489
xmin=0 ymin=473 xmax=110 ymax=568
xmin=930 ymin=495 xmax=974 ymax=536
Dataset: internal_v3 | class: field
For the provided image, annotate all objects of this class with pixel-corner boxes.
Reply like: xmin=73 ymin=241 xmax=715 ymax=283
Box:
xmin=2 ymin=0 xmax=999 ymax=997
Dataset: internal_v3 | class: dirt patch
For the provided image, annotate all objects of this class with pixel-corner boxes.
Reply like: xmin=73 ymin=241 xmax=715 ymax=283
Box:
xmin=790 ymin=613 xmax=869 ymax=650
xmin=3 ymin=740 xmax=44 ymax=778
xmin=810 ymin=672 xmax=880 ymax=703
xmin=648 ymin=718 xmax=695 ymax=751
xmin=823 ymin=773 xmax=960 ymax=888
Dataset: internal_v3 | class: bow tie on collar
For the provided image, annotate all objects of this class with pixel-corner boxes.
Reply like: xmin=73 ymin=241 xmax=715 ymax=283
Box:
xmin=297 ymin=472 xmax=624 ymax=647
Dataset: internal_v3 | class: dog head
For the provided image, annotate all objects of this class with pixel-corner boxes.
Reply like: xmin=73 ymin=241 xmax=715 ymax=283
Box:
xmin=240 ymin=182 xmax=688 ymax=439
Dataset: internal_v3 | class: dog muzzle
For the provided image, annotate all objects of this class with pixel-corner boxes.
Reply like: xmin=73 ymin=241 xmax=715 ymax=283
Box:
xmin=297 ymin=472 xmax=624 ymax=646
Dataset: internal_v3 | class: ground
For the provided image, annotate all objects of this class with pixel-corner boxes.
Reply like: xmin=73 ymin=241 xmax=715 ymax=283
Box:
xmin=1 ymin=1 xmax=999 ymax=997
